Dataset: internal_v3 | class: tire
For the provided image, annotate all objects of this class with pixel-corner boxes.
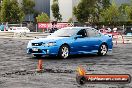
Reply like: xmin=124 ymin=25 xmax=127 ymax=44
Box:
xmin=34 ymin=54 xmax=42 ymax=58
xmin=58 ymin=45 xmax=70 ymax=59
xmin=98 ymin=44 xmax=108 ymax=56
xmin=76 ymin=75 xmax=86 ymax=85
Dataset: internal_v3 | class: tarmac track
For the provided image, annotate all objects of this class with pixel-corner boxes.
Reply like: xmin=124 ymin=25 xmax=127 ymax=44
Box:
xmin=0 ymin=38 xmax=132 ymax=88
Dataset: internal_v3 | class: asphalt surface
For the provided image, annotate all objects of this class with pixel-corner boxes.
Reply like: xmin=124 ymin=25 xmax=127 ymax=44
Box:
xmin=0 ymin=38 xmax=132 ymax=88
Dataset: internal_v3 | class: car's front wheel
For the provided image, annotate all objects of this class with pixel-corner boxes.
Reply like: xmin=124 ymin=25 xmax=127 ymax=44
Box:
xmin=58 ymin=45 xmax=69 ymax=59
xmin=98 ymin=44 xmax=108 ymax=56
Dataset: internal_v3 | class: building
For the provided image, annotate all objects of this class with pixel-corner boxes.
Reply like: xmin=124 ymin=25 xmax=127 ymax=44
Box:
xmin=33 ymin=0 xmax=50 ymax=16
xmin=50 ymin=0 xmax=79 ymax=22
xmin=18 ymin=0 xmax=79 ymax=22
xmin=51 ymin=0 xmax=130 ymax=22
xmin=2 ymin=0 xmax=131 ymax=22
xmin=25 ymin=0 xmax=50 ymax=21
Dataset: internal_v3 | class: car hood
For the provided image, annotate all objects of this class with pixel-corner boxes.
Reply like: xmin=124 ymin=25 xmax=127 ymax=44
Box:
xmin=30 ymin=37 xmax=69 ymax=43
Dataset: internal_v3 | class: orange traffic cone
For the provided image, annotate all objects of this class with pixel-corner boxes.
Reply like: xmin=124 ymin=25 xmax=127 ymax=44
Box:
xmin=37 ymin=59 xmax=43 ymax=72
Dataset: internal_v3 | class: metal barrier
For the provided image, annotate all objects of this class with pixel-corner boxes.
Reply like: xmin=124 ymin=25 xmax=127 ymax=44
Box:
xmin=113 ymin=34 xmax=124 ymax=45
xmin=113 ymin=34 xmax=132 ymax=44
xmin=14 ymin=32 xmax=27 ymax=37
xmin=0 ymin=31 xmax=14 ymax=38
xmin=122 ymin=35 xmax=132 ymax=43
xmin=0 ymin=31 xmax=50 ymax=39
xmin=26 ymin=32 xmax=50 ymax=38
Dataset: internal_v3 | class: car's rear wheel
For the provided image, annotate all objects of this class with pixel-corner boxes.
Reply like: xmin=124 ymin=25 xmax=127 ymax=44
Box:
xmin=34 ymin=54 xmax=42 ymax=58
xmin=58 ymin=45 xmax=69 ymax=59
xmin=98 ymin=44 xmax=108 ymax=56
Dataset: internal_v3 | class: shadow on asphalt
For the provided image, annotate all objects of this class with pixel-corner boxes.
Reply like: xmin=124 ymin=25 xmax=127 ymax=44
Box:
xmin=27 ymin=54 xmax=111 ymax=61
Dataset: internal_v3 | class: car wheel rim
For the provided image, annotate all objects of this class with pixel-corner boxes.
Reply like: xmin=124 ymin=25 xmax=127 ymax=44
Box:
xmin=61 ymin=46 xmax=69 ymax=58
xmin=100 ymin=45 xmax=107 ymax=55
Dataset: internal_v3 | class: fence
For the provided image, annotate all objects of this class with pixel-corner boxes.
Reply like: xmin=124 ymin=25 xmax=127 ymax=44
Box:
xmin=113 ymin=34 xmax=132 ymax=44
xmin=0 ymin=31 xmax=49 ymax=39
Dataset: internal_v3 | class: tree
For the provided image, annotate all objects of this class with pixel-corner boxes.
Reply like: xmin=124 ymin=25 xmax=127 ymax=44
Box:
xmin=73 ymin=0 xmax=99 ymax=23
xmin=125 ymin=6 xmax=132 ymax=21
xmin=0 ymin=0 xmax=10 ymax=22
xmin=101 ymin=0 xmax=111 ymax=9
xmin=68 ymin=18 xmax=73 ymax=23
xmin=9 ymin=0 xmax=24 ymax=23
xmin=22 ymin=0 xmax=35 ymax=21
xmin=51 ymin=0 xmax=62 ymax=21
xmin=73 ymin=0 xmax=111 ymax=23
xmin=36 ymin=12 xmax=50 ymax=23
xmin=119 ymin=3 xmax=130 ymax=21
xmin=0 ymin=0 xmax=24 ymax=23
xmin=119 ymin=2 xmax=132 ymax=21
xmin=100 ymin=1 xmax=120 ymax=24
xmin=33 ymin=11 xmax=40 ymax=23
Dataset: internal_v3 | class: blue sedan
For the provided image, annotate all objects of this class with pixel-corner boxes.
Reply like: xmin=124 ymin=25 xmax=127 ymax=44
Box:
xmin=27 ymin=27 xmax=113 ymax=59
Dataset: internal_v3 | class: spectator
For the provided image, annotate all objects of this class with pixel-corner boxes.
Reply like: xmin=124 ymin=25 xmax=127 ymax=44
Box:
xmin=113 ymin=27 xmax=117 ymax=32
xmin=0 ymin=24 xmax=5 ymax=31
xmin=107 ymin=27 xmax=112 ymax=32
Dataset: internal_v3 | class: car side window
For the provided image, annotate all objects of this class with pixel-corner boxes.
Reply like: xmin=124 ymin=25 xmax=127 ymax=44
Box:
xmin=87 ymin=28 xmax=101 ymax=37
xmin=77 ymin=29 xmax=87 ymax=37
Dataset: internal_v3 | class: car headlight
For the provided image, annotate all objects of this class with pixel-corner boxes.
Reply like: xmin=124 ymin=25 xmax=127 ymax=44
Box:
xmin=42 ymin=42 xmax=56 ymax=46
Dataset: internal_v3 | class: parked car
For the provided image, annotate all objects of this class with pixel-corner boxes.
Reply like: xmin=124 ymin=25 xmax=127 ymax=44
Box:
xmin=27 ymin=27 xmax=113 ymax=59
xmin=8 ymin=27 xmax=30 ymax=33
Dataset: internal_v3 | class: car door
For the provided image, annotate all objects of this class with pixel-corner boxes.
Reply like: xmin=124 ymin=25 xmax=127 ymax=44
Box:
xmin=85 ymin=28 xmax=102 ymax=52
xmin=70 ymin=29 xmax=90 ymax=53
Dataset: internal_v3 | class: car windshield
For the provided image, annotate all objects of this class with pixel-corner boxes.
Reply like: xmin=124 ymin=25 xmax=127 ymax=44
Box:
xmin=48 ymin=28 xmax=79 ymax=37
